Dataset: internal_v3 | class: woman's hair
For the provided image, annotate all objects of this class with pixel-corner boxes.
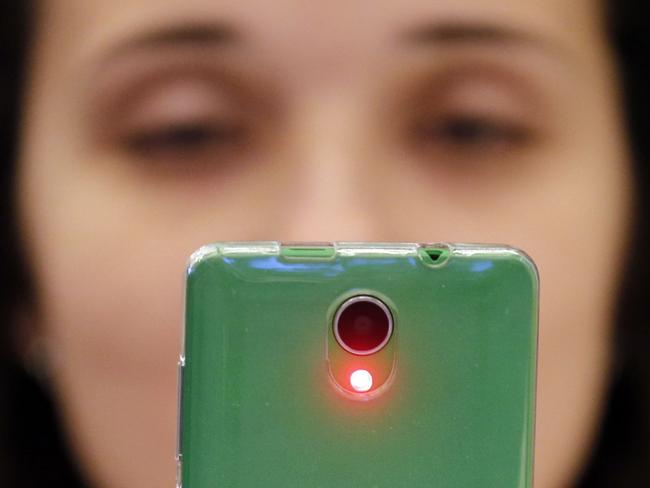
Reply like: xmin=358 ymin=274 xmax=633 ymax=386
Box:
xmin=0 ymin=1 xmax=648 ymax=486
xmin=0 ymin=2 xmax=88 ymax=487
xmin=0 ymin=0 xmax=83 ymax=488
xmin=578 ymin=1 xmax=650 ymax=485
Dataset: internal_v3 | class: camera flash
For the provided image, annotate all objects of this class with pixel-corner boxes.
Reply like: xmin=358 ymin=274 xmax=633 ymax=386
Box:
xmin=350 ymin=369 xmax=373 ymax=392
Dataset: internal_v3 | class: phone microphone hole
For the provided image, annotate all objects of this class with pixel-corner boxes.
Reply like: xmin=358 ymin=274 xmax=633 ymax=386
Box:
xmin=418 ymin=244 xmax=451 ymax=266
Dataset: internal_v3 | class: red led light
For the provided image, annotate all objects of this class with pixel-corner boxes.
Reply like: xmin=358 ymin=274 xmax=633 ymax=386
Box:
xmin=350 ymin=369 xmax=373 ymax=392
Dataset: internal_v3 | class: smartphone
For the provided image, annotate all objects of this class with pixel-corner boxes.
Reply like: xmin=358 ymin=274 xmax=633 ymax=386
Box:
xmin=177 ymin=242 xmax=538 ymax=487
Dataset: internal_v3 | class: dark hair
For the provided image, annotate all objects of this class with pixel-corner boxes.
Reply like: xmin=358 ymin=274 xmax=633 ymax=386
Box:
xmin=0 ymin=2 xmax=648 ymax=487
xmin=0 ymin=2 xmax=88 ymax=487
xmin=578 ymin=1 xmax=650 ymax=485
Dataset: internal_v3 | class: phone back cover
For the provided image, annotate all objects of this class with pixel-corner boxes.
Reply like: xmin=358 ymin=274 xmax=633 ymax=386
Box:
xmin=180 ymin=242 xmax=538 ymax=487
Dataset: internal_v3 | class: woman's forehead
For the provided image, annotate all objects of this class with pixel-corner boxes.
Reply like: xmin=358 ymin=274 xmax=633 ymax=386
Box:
xmin=39 ymin=0 xmax=603 ymax=68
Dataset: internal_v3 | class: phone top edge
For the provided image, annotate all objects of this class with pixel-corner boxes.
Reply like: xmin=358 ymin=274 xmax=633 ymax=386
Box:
xmin=185 ymin=241 xmax=537 ymax=266
xmin=180 ymin=235 xmax=539 ymax=282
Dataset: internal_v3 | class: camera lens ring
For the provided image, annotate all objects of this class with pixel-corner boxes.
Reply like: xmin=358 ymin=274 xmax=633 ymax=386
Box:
xmin=333 ymin=295 xmax=393 ymax=356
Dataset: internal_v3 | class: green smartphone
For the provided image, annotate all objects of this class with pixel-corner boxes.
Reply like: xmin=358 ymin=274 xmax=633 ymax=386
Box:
xmin=177 ymin=242 xmax=538 ymax=487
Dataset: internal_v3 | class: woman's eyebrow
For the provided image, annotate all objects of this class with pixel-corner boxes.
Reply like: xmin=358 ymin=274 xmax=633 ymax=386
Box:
xmin=102 ymin=22 xmax=241 ymax=61
xmin=401 ymin=21 xmax=571 ymax=61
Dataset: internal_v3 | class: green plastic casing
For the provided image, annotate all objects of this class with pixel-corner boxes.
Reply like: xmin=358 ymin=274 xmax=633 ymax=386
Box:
xmin=178 ymin=242 xmax=538 ymax=487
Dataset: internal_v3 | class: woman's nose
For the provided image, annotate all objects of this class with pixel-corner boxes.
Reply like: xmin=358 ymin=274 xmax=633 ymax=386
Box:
xmin=276 ymin=96 xmax=384 ymax=242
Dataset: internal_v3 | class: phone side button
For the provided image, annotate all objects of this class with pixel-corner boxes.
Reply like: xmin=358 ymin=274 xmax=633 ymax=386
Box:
xmin=176 ymin=455 xmax=183 ymax=488
xmin=176 ymin=357 xmax=185 ymax=460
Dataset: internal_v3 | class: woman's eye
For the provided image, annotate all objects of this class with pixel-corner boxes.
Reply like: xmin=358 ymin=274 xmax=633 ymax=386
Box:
xmin=411 ymin=115 xmax=531 ymax=154
xmin=123 ymin=120 xmax=248 ymax=160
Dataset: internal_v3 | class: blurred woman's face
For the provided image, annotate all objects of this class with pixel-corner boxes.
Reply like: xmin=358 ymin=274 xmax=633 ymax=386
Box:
xmin=18 ymin=1 xmax=631 ymax=487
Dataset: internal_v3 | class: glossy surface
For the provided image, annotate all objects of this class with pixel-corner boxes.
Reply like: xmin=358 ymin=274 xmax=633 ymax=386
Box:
xmin=180 ymin=242 xmax=538 ymax=487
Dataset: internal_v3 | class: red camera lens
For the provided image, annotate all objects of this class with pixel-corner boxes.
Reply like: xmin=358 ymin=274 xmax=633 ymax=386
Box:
xmin=334 ymin=296 xmax=393 ymax=355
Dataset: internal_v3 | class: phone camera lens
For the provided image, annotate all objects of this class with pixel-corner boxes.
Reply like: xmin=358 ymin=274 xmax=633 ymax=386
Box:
xmin=334 ymin=296 xmax=393 ymax=355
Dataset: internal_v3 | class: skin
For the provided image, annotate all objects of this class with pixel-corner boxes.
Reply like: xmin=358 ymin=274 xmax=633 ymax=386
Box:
xmin=18 ymin=0 xmax=632 ymax=487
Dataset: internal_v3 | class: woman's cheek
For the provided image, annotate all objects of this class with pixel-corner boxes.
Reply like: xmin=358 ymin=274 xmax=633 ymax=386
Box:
xmin=21 ymin=167 xmax=208 ymax=486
